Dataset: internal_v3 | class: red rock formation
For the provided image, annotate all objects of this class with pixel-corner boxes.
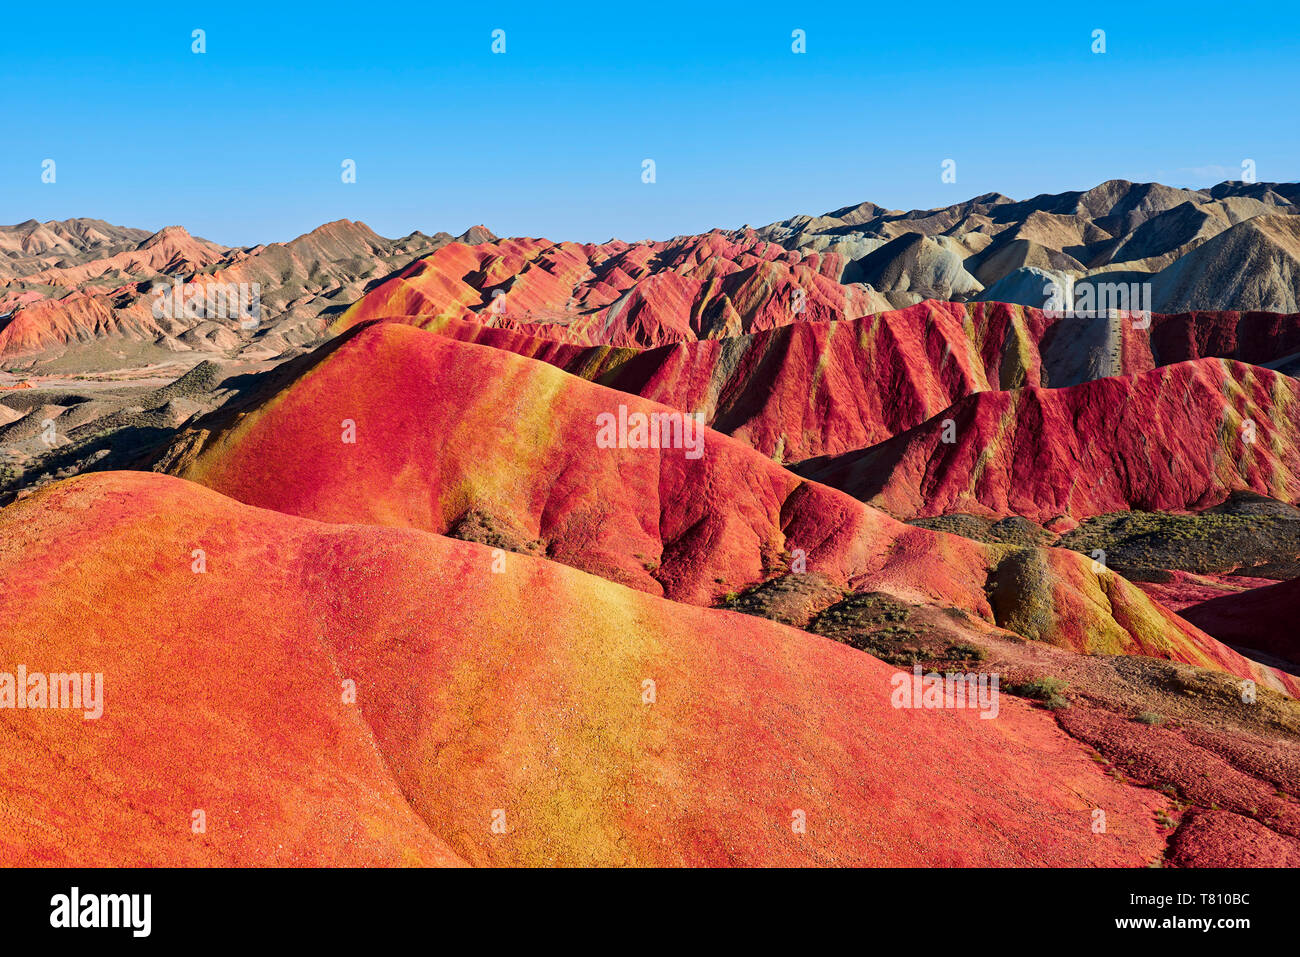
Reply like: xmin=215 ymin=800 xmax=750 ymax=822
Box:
xmin=0 ymin=470 xmax=1170 ymax=866
xmin=166 ymin=321 xmax=1298 ymax=695
xmin=797 ymin=359 xmax=1300 ymax=523
xmin=333 ymin=233 xmax=891 ymax=347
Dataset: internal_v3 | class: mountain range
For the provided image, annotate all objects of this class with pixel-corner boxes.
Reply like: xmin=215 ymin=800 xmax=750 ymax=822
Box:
xmin=5 ymin=179 xmax=1300 ymax=374
xmin=3 ymin=180 xmax=1300 ymax=868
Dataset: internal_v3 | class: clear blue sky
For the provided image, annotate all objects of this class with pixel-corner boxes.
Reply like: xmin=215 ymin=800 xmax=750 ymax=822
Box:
xmin=3 ymin=1 xmax=1298 ymax=246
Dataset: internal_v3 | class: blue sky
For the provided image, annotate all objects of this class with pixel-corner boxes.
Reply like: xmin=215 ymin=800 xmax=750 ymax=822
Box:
xmin=3 ymin=1 xmax=1298 ymax=246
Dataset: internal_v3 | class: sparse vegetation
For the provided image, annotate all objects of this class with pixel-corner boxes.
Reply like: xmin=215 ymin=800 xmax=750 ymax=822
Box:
xmin=1006 ymin=675 xmax=1067 ymax=698
xmin=1059 ymin=509 xmax=1300 ymax=579
xmin=909 ymin=513 xmax=1055 ymax=547
xmin=446 ymin=508 xmax=545 ymax=556
xmin=1006 ymin=676 xmax=1070 ymax=710
xmin=719 ymin=573 xmax=853 ymax=628
xmin=913 ymin=504 xmax=1300 ymax=581
xmin=808 ymin=592 xmax=968 ymax=667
